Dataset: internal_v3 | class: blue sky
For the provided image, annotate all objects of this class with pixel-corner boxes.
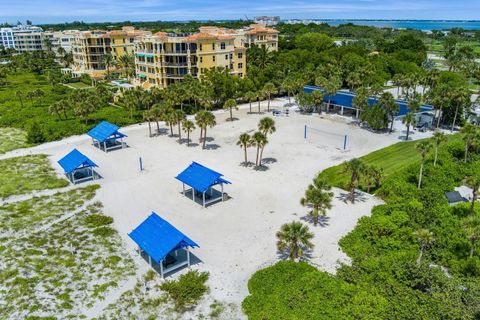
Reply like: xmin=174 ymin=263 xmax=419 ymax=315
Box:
xmin=1 ymin=0 xmax=479 ymax=24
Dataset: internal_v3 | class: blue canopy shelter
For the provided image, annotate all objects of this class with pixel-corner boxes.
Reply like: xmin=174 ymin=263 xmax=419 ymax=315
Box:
xmin=304 ymin=85 xmax=434 ymax=118
xmin=129 ymin=212 xmax=199 ymax=278
xmin=87 ymin=121 xmax=127 ymax=152
xmin=58 ymin=148 xmax=98 ymax=184
xmin=175 ymin=162 xmax=231 ymax=207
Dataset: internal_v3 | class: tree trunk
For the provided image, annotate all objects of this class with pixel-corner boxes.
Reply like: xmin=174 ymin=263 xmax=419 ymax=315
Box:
xmin=203 ymin=127 xmax=207 ymax=149
xmin=255 ymin=146 xmax=260 ymax=166
xmin=63 ymin=109 xmax=68 ymax=120
xmin=148 ymin=121 xmax=152 ymax=137
xmin=229 ymin=108 xmax=233 ymax=121
xmin=451 ymin=103 xmax=460 ymax=132
xmin=259 ymin=146 xmax=265 ymax=166
xmin=178 ymin=122 xmax=182 ymax=141
xmin=156 ymin=121 xmax=160 ymax=133
xmin=436 ymin=107 xmax=442 ymax=128
xmin=258 ymin=100 xmax=261 ymax=113
xmin=434 ymin=147 xmax=438 ymax=166
xmin=169 ymin=124 xmax=173 ymax=136
xmin=465 ymin=142 xmax=469 ymax=163
xmin=267 ymin=96 xmax=270 ymax=111
xmin=313 ymin=208 xmax=318 ymax=226
xmin=406 ymin=125 xmax=410 ymax=141
xmin=199 ymin=127 xmax=203 ymax=142
xmin=249 ymin=102 xmax=252 ymax=113
xmin=470 ymin=191 xmax=477 ymax=216
xmin=244 ymin=146 xmax=248 ymax=164
xmin=418 ymin=162 xmax=424 ymax=189
xmin=470 ymin=238 xmax=476 ymax=258
xmin=417 ymin=247 xmax=424 ymax=265
xmin=390 ymin=118 xmax=394 ymax=133
xmin=187 ymin=131 xmax=190 ymax=146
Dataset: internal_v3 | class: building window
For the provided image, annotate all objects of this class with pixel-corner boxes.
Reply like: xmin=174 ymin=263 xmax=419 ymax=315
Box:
xmin=212 ymin=56 xmax=215 ymax=62
xmin=238 ymin=52 xmax=243 ymax=59
xmin=212 ymin=43 xmax=215 ymax=50
xmin=200 ymin=57 xmax=203 ymax=63
xmin=225 ymin=54 xmax=228 ymax=60
xmin=220 ymin=42 xmax=225 ymax=50
xmin=230 ymin=53 xmax=233 ymax=59
xmin=199 ymin=44 xmax=202 ymax=51
xmin=238 ymin=63 xmax=243 ymax=69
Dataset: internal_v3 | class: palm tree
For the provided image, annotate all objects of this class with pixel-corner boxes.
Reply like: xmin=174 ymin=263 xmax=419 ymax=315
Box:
xmin=174 ymin=110 xmax=186 ymax=141
xmin=276 ymin=221 xmax=314 ymax=261
xmin=324 ymin=76 xmax=342 ymax=113
xmin=416 ymin=140 xmax=432 ymax=189
xmin=466 ymin=174 xmax=480 ymax=217
xmin=244 ymin=91 xmax=256 ymax=113
xmin=363 ymin=165 xmax=383 ymax=193
xmin=164 ymin=108 xmax=177 ymax=136
xmin=49 ymin=101 xmax=63 ymax=120
xmin=402 ymin=112 xmax=416 ymax=141
xmin=258 ymin=117 xmax=276 ymax=136
xmin=143 ymin=109 xmax=155 ymax=137
xmin=237 ymin=133 xmax=251 ymax=165
xmin=195 ymin=111 xmax=216 ymax=149
xmin=263 ymin=82 xmax=276 ymax=111
xmin=432 ymin=131 xmax=447 ymax=166
xmin=451 ymin=87 xmax=470 ymax=132
xmin=250 ymin=131 xmax=267 ymax=166
xmin=256 ymin=90 xmax=265 ymax=113
xmin=224 ymin=98 xmax=238 ymax=121
xmin=380 ymin=92 xmax=399 ymax=133
xmin=414 ymin=229 xmax=434 ymax=265
xmin=182 ymin=119 xmax=195 ymax=146
xmin=344 ymin=158 xmax=365 ymax=203
xmin=461 ymin=123 xmax=478 ymax=163
xmin=300 ymin=177 xmax=333 ymax=226
xmin=102 ymin=54 xmax=115 ymax=79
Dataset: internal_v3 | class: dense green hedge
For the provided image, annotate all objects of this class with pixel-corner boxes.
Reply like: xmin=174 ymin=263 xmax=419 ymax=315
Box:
xmin=243 ymin=136 xmax=480 ymax=319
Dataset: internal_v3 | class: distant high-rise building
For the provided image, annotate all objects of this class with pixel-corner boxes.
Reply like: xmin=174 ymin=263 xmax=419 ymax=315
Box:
xmin=254 ymin=16 xmax=281 ymax=26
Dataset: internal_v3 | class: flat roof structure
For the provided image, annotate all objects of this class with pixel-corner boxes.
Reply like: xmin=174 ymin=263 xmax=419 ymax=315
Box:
xmin=304 ymin=85 xmax=434 ymax=117
xmin=58 ymin=148 xmax=98 ymax=184
xmin=445 ymin=191 xmax=468 ymax=205
xmin=175 ymin=162 xmax=231 ymax=207
xmin=87 ymin=121 xmax=127 ymax=152
xmin=129 ymin=212 xmax=198 ymax=278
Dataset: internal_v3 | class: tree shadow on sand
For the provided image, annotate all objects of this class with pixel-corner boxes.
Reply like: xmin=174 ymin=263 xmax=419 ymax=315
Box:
xmin=276 ymin=248 xmax=314 ymax=262
xmin=226 ymin=117 xmax=239 ymax=122
xmin=239 ymin=161 xmax=256 ymax=167
xmin=336 ymin=190 xmax=368 ymax=203
xmin=203 ymin=143 xmax=221 ymax=150
xmin=300 ymin=214 xmax=330 ymax=227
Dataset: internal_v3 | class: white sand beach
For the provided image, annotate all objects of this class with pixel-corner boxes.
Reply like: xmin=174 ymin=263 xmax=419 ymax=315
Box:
xmin=4 ymin=98 xmax=433 ymax=318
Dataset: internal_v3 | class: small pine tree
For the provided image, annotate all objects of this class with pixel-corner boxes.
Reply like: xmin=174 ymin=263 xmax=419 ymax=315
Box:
xmin=27 ymin=122 xmax=46 ymax=144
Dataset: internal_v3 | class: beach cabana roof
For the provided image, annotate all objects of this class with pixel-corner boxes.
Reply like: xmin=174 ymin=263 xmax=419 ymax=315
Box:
xmin=128 ymin=212 xmax=198 ymax=264
xmin=87 ymin=121 xmax=126 ymax=143
xmin=175 ymin=162 xmax=231 ymax=193
xmin=58 ymin=148 xmax=97 ymax=174
xmin=445 ymin=191 xmax=468 ymax=204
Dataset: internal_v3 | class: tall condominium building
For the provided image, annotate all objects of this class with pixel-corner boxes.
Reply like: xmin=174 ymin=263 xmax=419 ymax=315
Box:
xmin=72 ymin=26 xmax=146 ymax=75
xmin=43 ymin=30 xmax=78 ymax=54
xmin=239 ymin=24 xmax=279 ymax=52
xmin=0 ymin=24 xmax=43 ymax=51
xmin=133 ymin=30 xmax=246 ymax=89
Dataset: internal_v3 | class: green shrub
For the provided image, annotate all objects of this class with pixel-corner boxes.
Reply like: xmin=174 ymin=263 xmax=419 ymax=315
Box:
xmin=160 ymin=270 xmax=209 ymax=312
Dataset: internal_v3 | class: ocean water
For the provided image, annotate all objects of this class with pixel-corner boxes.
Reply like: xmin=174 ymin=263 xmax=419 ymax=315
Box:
xmin=307 ymin=20 xmax=480 ymax=31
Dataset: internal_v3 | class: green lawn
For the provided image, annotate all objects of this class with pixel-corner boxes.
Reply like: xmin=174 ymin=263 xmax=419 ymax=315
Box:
xmin=0 ymin=71 xmax=141 ymax=142
xmin=0 ymin=127 xmax=31 ymax=154
xmin=0 ymin=154 xmax=69 ymax=199
xmin=318 ymin=135 xmax=459 ymax=190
